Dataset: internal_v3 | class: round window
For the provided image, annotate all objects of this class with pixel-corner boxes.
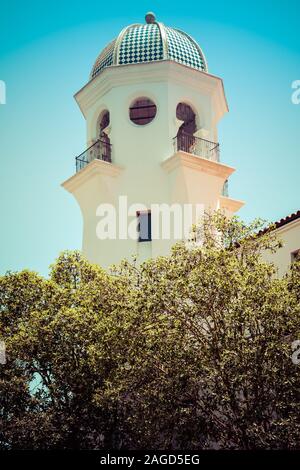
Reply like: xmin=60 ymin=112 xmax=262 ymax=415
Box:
xmin=129 ymin=98 xmax=157 ymax=125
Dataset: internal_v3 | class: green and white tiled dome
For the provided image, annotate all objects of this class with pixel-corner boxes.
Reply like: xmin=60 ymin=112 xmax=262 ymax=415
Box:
xmin=91 ymin=13 xmax=208 ymax=79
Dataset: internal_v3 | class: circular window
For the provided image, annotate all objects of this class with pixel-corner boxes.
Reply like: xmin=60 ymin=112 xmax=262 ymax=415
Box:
xmin=129 ymin=97 xmax=157 ymax=125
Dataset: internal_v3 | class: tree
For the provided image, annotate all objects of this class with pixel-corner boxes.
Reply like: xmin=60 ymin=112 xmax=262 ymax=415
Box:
xmin=0 ymin=214 xmax=299 ymax=449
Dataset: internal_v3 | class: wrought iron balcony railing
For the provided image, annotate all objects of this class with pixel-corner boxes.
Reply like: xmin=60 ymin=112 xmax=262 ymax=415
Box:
xmin=75 ymin=139 xmax=112 ymax=172
xmin=174 ymin=132 xmax=220 ymax=162
xmin=75 ymin=133 xmax=219 ymax=173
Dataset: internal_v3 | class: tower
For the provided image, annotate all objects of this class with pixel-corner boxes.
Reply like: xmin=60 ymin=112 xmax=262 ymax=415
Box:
xmin=62 ymin=13 xmax=244 ymax=268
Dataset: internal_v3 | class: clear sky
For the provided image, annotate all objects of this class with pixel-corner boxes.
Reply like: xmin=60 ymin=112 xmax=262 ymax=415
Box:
xmin=0 ymin=0 xmax=299 ymax=275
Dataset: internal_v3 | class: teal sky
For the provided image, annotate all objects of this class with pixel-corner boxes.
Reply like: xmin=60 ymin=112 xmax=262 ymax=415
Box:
xmin=0 ymin=0 xmax=299 ymax=275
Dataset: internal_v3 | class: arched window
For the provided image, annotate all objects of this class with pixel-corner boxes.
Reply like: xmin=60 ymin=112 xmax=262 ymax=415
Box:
xmin=99 ymin=111 xmax=111 ymax=162
xmin=100 ymin=110 xmax=110 ymax=131
xmin=129 ymin=97 xmax=157 ymax=125
xmin=176 ymin=103 xmax=196 ymax=153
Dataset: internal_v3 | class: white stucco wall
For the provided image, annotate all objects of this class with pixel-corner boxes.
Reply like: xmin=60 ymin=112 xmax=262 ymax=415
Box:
xmin=263 ymin=218 xmax=300 ymax=277
xmin=62 ymin=60 xmax=244 ymax=268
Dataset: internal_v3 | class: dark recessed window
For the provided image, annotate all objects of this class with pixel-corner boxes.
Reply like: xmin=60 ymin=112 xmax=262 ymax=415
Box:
xmin=176 ymin=102 xmax=197 ymax=153
xmin=129 ymin=98 xmax=156 ymax=125
xmin=291 ymin=249 xmax=300 ymax=264
xmin=99 ymin=110 xmax=111 ymax=162
xmin=137 ymin=211 xmax=152 ymax=242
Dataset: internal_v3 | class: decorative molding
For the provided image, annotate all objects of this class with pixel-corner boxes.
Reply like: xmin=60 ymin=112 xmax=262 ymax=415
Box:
xmin=75 ymin=61 xmax=228 ymax=120
xmin=219 ymin=195 xmax=244 ymax=213
xmin=62 ymin=159 xmax=123 ymax=194
xmin=113 ymin=23 xmax=141 ymax=64
xmin=161 ymin=151 xmax=235 ymax=180
xmin=156 ymin=22 xmax=168 ymax=59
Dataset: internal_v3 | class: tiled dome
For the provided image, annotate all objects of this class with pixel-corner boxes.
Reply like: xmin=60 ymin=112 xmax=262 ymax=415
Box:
xmin=90 ymin=13 xmax=208 ymax=79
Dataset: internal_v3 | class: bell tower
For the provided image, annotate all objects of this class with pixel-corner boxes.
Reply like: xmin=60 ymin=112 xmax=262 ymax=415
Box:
xmin=62 ymin=13 xmax=244 ymax=268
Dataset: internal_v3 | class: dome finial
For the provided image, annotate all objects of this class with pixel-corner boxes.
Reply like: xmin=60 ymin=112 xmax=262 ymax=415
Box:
xmin=145 ymin=12 xmax=156 ymax=24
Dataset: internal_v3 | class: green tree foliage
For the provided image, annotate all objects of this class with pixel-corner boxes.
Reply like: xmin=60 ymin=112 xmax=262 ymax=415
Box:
xmin=0 ymin=214 xmax=299 ymax=449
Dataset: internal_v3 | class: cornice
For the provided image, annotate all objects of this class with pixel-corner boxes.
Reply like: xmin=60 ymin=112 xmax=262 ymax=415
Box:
xmin=219 ymin=195 xmax=245 ymax=213
xmin=62 ymin=159 xmax=123 ymax=194
xmin=273 ymin=217 xmax=300 ymax=235
xmin=161 ymin=151 xmax=235 ymax=180
xmin=75 ymin=61 xmax=228 ymax=119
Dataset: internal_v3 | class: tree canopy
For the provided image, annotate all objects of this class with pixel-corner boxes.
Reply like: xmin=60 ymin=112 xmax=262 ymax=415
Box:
xmin=0 ymin=213 xmax=299 ymax=449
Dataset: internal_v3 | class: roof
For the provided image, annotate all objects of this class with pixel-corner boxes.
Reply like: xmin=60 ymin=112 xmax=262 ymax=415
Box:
xmin=272 ymin=210 xmax=300 ymax=230
xmin=258 ymin=210 xmax=300 ymax=236
xmin=90 ymin=12 xmax=208 ymax=80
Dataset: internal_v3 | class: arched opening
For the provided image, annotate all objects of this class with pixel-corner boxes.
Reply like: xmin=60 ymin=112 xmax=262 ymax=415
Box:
xmin=176 ymin=103 xmax=196 ymax=153
xmin=99 ymin=110 xmax=111 ymax=162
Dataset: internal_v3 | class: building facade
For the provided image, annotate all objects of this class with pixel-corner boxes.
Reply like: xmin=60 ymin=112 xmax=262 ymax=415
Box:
xmin=264 ymin=211 xmax=300 ymax=277
xmin=62 ymin=12 xmax=244 ymax=268
xmin=62 ymin=12 xmax=299 ymax=274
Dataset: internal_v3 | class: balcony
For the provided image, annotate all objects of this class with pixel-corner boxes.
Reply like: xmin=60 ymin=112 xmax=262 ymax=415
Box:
xmin=76 ymin=139 xmax=112 ymax=172
xmin=75 ymin=133 xmax=219 ymax=172
xmin=173 ymin=132 xmax=220 ymax=162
